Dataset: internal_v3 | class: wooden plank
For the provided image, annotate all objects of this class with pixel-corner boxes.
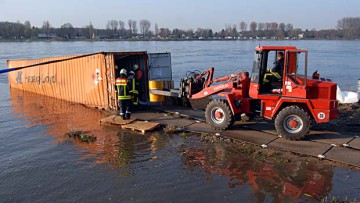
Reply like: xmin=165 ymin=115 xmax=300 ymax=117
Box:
xmin=99 ymin=115 xmax=135 ymax=126
xmin=150 ymin=89 xmax=180 ymax=97
xmin=122 ymin=121 xmax=160 ymax=134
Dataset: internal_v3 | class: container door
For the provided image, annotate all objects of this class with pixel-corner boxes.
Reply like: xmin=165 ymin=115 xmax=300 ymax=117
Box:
xmin=104 ymin=53 xmax=117 ymax=110
xmin=148 ymin=53 xmax=172 ymax=81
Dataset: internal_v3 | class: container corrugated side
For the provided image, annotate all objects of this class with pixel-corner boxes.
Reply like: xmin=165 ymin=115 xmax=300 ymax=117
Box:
xmin=7 ymin=53 xmax=110 ymax=110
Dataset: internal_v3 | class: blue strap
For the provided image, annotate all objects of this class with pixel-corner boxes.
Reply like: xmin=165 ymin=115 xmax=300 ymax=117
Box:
xmin=0 ymin=68 xmax=17 ymax=74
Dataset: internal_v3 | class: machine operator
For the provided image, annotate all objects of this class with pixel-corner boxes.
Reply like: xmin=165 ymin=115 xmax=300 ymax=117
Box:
xmin=263 ymin=52 xmax=284 ymax=83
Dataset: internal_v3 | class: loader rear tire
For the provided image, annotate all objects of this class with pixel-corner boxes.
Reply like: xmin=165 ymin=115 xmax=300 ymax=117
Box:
xmin=274 ymin=106 xmax=310 ymax=140
xmin=205 ymin=100 xmax=234 ymax=130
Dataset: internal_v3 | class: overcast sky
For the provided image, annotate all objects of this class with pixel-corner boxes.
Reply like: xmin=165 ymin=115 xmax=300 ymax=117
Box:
xmin=1 ymin=0 xmax=359 ymax=31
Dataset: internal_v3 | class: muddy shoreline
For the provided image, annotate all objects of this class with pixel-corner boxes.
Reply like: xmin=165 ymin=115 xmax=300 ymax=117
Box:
xmin=157 ymin=102 xmax=360 ymax=171
xmin=312 ymin=103 xmax=360 ymax=134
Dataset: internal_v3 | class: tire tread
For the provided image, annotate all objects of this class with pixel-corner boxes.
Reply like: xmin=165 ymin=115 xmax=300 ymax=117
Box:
xmin=205 ymin=99 xmax=234 ymax=130
xmin=274 ymin=106 xmax=310 ymax=140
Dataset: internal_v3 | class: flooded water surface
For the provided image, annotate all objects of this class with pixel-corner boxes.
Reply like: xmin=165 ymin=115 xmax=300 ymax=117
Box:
xmin=0 ymin=41 xmax=360 ymax=202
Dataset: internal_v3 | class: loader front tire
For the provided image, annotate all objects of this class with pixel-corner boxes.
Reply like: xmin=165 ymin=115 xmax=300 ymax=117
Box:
xmin=275 ymin=106 xmax=310 ymax=140
xmin=205 ymin=100 xmax=234 ymax=130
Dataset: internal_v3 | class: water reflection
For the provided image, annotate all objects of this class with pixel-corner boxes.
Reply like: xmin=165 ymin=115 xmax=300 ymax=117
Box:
xmin=182 ymin=143 xmax=334 ymax=202
xmin=9 ymin=88 xmax=335 ymax=201
xmin=9 ymin=88 xmax=170 ymax=168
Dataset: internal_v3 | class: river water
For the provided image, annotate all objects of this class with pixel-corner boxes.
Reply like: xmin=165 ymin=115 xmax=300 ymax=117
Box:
xmin=0 ymin=41 xmax=360 ymax=202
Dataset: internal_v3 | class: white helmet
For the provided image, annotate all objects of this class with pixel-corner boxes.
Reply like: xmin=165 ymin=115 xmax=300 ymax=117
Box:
xmin=129 ymin=71 xmax=135 ymax=76
xmin=120 ymin=69 xmax=127 ymax=76
xmin=133 ymin=64 xmax=139 ymax=71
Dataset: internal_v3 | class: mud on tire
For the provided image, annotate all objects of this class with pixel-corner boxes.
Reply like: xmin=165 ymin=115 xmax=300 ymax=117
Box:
xmin=274 ymin=106 xmax=310 ymax=140
xmin=205 ymin=100 xmax=235 ymax=130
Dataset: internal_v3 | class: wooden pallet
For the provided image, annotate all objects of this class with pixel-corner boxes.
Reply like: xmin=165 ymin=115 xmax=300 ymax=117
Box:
xmin=99 ymin=115 xmax=135 ymax=126
xmin=122 ymin=121 xmax=160 ymax=134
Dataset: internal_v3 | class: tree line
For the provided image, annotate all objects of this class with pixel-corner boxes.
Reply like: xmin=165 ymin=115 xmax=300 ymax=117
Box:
xmin=0 ymin=17 xmax=359 ymax=40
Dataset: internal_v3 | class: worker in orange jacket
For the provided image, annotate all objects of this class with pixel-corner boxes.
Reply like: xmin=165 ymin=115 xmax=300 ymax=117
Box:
xmin=133 ymin=64 xmax=143 ymax=104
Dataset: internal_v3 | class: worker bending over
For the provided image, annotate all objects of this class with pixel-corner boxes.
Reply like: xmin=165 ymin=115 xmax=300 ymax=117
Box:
xmin=116 ymin=69 xmax=132 ymax=120
xmin=263 ymin=52 xmax=284 ymax=83
xmin=128 ymin=71 xmax=139 ymax=108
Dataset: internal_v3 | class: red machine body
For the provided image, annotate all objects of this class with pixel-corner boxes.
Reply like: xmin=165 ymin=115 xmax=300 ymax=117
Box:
xmin=183 ymin=46 xmax=339 ymax=140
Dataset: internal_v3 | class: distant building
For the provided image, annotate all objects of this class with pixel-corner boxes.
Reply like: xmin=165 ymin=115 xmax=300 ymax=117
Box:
xmin=38 ymin=33 xmax=57 ymax=39
xmin=169 ymin=34 xmax=177 ymax=39
xmin=298 ymin=33 xmax=304 ymax=39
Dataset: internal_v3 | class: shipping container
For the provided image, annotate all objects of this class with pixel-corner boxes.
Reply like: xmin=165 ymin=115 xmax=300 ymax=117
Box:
xmin=7 ymin=52 xmax=172 ymax=110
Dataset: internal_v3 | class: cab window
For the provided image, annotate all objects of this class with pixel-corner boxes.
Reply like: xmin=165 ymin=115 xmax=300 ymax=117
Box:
xmin=251 ymin=51 xmax=261 ymax=82
xmin=286 ymin=51 xmax=308 ymax=86
xmin=267 ymin=51 xmax=277 ymax=70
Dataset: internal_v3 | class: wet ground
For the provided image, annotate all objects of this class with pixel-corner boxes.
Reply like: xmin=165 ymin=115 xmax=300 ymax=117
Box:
xmin=1 ymin=83 xmax=360 ymax=202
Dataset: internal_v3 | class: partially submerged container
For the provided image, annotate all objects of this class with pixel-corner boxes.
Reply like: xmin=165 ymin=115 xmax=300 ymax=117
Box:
xmin=7 ymin=52 xmax=172 ymax=110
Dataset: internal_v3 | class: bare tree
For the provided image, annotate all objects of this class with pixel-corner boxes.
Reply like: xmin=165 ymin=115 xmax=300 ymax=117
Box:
xmin=279 ymin=23 xmax=286 ymax=32
xmin=60 ymin=23 xmax=74 ymax=38
xmin=107 ymin=20 xmax=119 ymax=35
xmin=186 ymin=29 xmax=194 ymax=38
xmin=132 ymin=20 xmax=137 ymax=35
xmin=285 ymin=23 xmax=294 ymax=32
xmin=117 ymin=20 xmax=126 ymax=38
xmin=155 ymin=23 xmax=159 ymax=36
xmin=159 ymin=28 xmax=171 ymax=38
xmin=85 ymin=22 xmax=95 ymax=39
xmin=24 ymin=21 xmax=32 ymax=38
xmin=139 ymin=19 xmax=151 ymax=37
xmin=337 ymin=17 xmax=360 ymax=39
xmin=224 ymin=24 xmax=232 ymax=37
xmin=231 ymin=24 xmax=237 ymax=37
xmin=249 ymin=21 xmax=257 ymax=33
xmin=42 ymin=21 xmax=51 ymax=36
xmin=128 ymin=19 xmax=133 ymax=36
xmin=239 ymin=21 xmax=247 ymax=33
xmin=277 ymin=23 xmax=286 ymax=39
xmin=119 ymin=20 xmax=125 ymax=30
xmin=195 ymin=28 xmax=213 ymax=38
xmin=264 ymin=22 xmax=271 ymax=31
xmin=270 ymin=22 xmax=278 ymax=31
xmin=289 ymin=28 xmax=302 ymax=39
xmin=258 ymin=22 xmax=264 ymax=31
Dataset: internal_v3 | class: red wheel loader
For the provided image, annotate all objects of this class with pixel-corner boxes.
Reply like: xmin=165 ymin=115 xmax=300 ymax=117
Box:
xmin=179 ymin=46 xmax=339 ymax=140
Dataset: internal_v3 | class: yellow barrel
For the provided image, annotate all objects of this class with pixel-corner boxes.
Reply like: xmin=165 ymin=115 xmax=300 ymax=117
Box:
xmin=149 ymin=81 xmax=165 ymax=102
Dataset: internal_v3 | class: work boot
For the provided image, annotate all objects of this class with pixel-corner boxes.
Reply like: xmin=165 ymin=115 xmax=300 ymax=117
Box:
xmin=125 ymin=113 xmax=131 ymax=120
xmin=120 ymin=113 xmax=126 ymax=120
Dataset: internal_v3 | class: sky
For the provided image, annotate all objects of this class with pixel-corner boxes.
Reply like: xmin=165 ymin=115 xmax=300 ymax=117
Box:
xmin=0 ymin=0 xmax=359 ymax=31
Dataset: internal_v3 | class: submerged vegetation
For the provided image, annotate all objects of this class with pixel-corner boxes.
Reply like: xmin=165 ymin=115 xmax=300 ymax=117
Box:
xmin=65 ymin=129 xmax=97 ymax=143
xmin=163 ymin=124 xmax=184 ymax=134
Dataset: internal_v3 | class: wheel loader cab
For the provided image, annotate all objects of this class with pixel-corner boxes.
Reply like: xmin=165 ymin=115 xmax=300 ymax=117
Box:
xmin=255 ymin=50 xmax=284 ymax=94
xmin=249 ymin=46 xmax=306 ymax=98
